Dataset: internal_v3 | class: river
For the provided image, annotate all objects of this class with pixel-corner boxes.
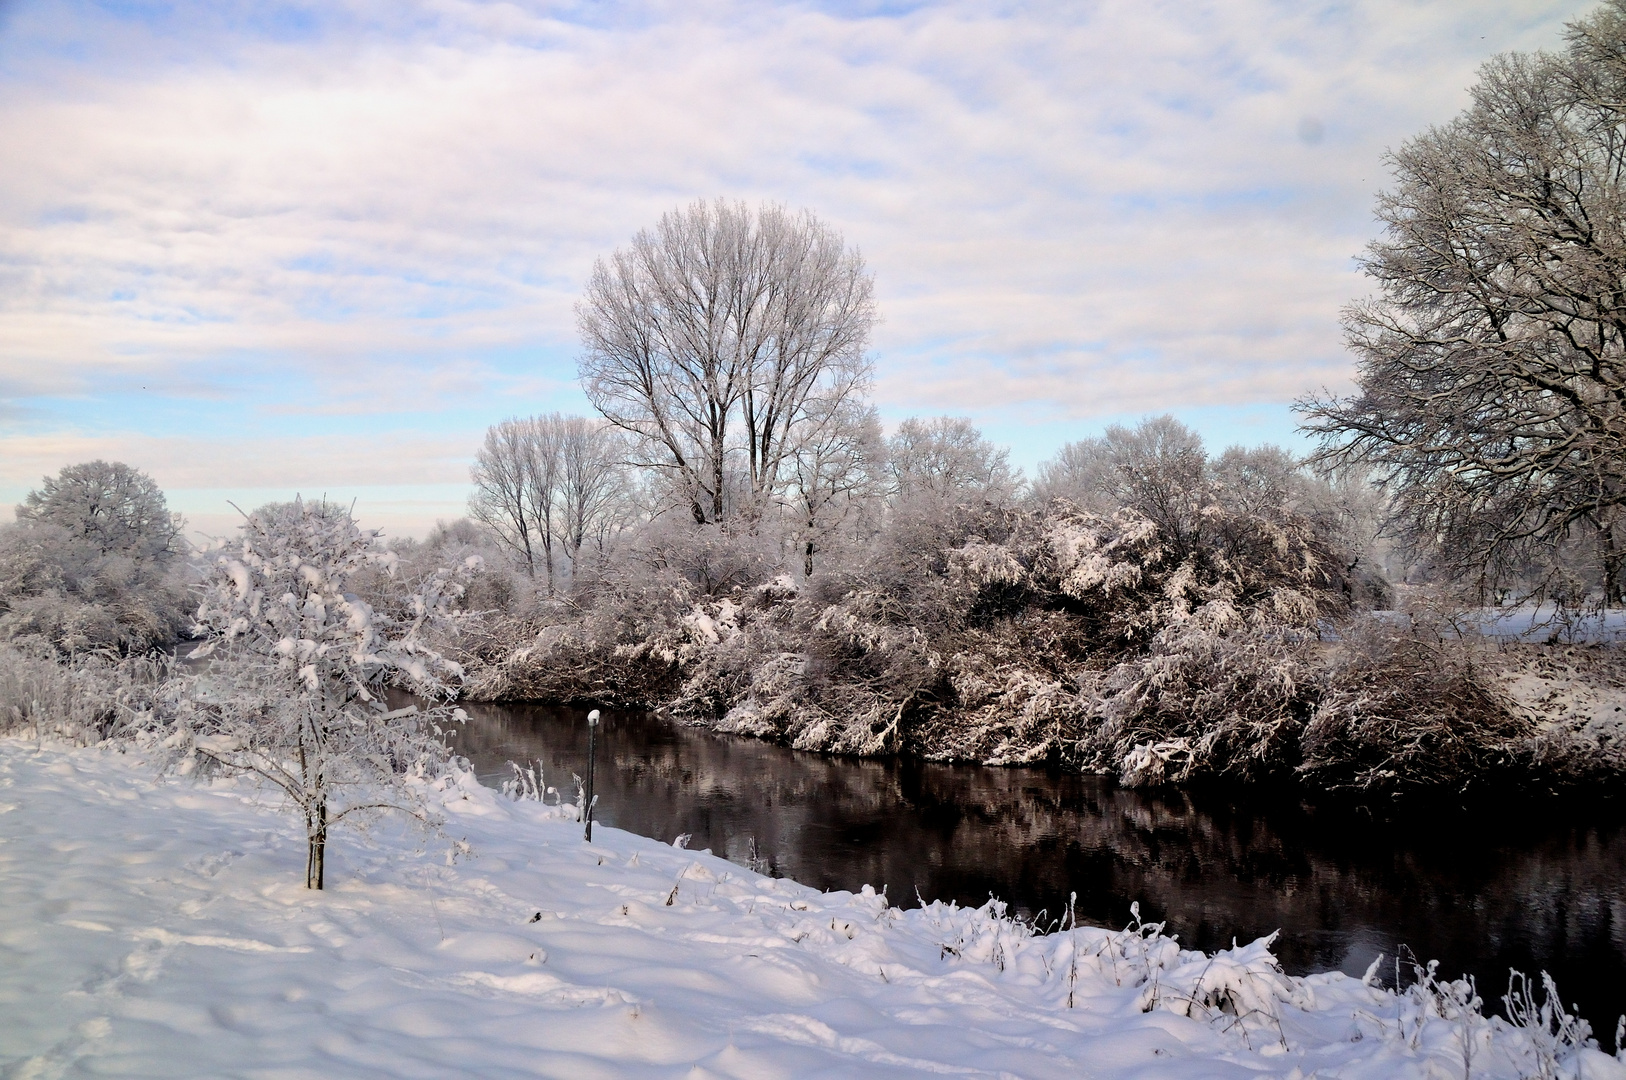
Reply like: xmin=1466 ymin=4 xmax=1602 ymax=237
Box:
xmin=454 ymin=698 xmax=1626 ymax=1045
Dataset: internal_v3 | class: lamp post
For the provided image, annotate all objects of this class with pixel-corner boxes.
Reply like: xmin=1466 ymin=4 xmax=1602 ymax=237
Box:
xmin=584 ymin=709 xmax=601 ymax=842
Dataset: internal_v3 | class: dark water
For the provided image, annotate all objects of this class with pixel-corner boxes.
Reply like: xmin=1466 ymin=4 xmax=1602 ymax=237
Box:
xmin=454 ymin=700 xmax=1626 ymax=1043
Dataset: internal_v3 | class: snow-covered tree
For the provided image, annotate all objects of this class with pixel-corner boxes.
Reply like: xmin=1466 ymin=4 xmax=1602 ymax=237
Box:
xmin=886 ymin=416 xmax=1019 ymax=505
xmin=180 ymin=498 xmax=471 ymax=889
xmin=16 ymin=460 xmax=182 ymax=563
xmin=1033 ymin=416 xmax=1207 ymax=556
xmin=0 ymin=461 xmax=191 ymax=656
xmin=1301 ymin=2 xmax=1626 ymax=604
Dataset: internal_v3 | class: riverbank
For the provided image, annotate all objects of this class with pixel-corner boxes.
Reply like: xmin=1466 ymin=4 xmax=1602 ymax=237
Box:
xmin=464 ymin=604 xmax=1626 ymax=801
xmin=4 ymin=736 xmax=1623 ymax=1078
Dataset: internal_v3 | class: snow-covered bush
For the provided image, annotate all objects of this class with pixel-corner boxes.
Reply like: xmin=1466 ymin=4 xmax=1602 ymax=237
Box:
xmin=0 ymin=646 xmax=182 ymax=744
xmin=460 ymin=446 xmax=1626 ymax=797
xmin=1091 ymin=620 xmax=1315 ymax=785
xmin=1301 ymin=617 xmax=1532 ymax=794
xmin=174 ymin=497 xmax=470 ymax=889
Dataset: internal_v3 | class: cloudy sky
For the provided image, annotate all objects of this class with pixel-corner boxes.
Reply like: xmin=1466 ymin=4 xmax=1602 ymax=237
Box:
xmin=0 ymin=0 xmax=1597 ymax=538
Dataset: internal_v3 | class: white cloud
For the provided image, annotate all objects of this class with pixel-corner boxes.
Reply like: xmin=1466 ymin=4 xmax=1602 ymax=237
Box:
xmin=0 ymin=0 xmax=1599 ymax=515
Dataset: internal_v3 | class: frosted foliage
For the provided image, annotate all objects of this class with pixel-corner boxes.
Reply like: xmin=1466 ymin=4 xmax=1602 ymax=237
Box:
xmin=16 ymin=459 xmax=181 ymax=563
xmin=471 ymin=492 xmax=1356 ymax=782
xmin=887 ymin=415 xmax=1019 ymax=504
xmin=192 ymin=498 xmax=462 ymax=695
xmin=179 ymin=497 xmax=469 ymax=888
xmin=0 ymin=648 xmax=179 ymax=744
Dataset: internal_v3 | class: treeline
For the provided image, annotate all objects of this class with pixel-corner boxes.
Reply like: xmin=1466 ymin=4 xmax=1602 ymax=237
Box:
xmin=450 ymin=407 xmax=1590 ymax=798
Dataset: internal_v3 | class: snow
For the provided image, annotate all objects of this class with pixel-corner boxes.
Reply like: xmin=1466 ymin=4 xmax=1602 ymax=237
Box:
xmin=3 ymin=738 xmax=1623 ymax=1079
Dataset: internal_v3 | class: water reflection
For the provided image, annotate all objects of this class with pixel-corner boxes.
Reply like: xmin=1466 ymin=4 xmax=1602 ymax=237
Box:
xmin=453 ymin=700 xmax=1626 ymax=1039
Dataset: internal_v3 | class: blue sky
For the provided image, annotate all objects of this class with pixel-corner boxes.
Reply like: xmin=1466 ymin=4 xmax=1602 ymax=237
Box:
xmin=0 ymin=0 xmax=1598 ymax=538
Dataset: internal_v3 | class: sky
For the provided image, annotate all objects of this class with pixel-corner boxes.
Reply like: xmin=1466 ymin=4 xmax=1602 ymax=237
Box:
xmin=0 ymin=0 xmax=1600 ymax=540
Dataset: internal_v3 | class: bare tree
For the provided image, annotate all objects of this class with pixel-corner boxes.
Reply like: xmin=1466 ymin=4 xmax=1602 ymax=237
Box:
xmin=1300 ymin=2 xmax=1626 ymax=604
xmin=469 ymin=415 xmax=630 ymax=593
xmin=1209 ymin=444 xmax=1297 ymax=520
xmin=1033 ymin=416 xmax=1206 ymax=555
xmin=577 ymin=199 xmax=875 ymax=525
xmin=557 ymin=416 xmax=631 ymax=575
xmin=789 ymin=399 xmax=885 ymax=576
xmin=469 ymin=419 xmax=542 ymax=580
xmin=523 ymin=418 xmax=564 ymax=596
xmin=1031 ymin=438 xmax=1118 ymax=514
xmin=886 ymin=416 xmax=1019 ymax=504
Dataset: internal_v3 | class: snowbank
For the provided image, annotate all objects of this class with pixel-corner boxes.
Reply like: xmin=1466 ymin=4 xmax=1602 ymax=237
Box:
xmin=3 ymin=738 xmax=1622 ymax=1079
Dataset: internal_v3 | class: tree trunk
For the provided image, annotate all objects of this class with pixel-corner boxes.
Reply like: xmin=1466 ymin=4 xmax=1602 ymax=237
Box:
xmin=804 ymin=538 xmax=815 ymax=578
xmin=712 ymin=454 xmax=726 ymax=523
xmin=306 ymin=798 xmax=327 ymax=890
xmin=1604 ymin=524 xmax=1623 ymax=608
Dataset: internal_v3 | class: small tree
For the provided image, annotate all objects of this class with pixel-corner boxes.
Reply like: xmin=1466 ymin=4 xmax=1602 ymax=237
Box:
xmin=182 ymin=498 xmax=468 ymax=889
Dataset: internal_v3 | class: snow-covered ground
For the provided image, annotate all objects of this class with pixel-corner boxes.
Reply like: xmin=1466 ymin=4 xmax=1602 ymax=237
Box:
xmin=1374 ymin=603 xmax=1626 ymax=644
xmin=3 ymin=738 xmax=1622 ymax=1079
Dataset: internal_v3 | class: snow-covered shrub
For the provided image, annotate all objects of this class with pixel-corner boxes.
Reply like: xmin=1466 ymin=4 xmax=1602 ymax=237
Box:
xmin=0 ymin=647 xmax=116 ymax=740
xmin=1090 ymin=620 xmax=1316 ymax=786
xmin=174 ymin=497 xmax=471 ymax=889
xmin=463 ymin=517 xmax=788 ymax=706
xmin=1301 ymin=617 xmax=1532 ymax=794
xmin=458 ymin=464 xmax=1608 ymax=798
xmin=0 ymin=647 xmax=183 ymax=744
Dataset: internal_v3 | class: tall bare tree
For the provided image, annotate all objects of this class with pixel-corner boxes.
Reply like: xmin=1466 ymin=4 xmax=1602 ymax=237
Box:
xmin=577 ymin=199 xmax=875 ymax=525
xmin=1301 ymin=1 xmax=1626 ymax=604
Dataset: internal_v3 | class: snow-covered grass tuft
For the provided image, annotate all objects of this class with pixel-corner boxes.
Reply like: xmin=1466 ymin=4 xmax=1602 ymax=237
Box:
xmin=0 ymin=647 xmax=178 ymax=745
xmin=0 ymin=647 xmax=110 ymax=739
xmin=1503 ymin=969 xmax=1598 ymax=1079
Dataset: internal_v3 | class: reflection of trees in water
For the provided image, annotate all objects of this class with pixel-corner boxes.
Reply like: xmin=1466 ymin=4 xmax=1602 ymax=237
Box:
xmin=455 ymin=701 xmax=1626 ymax=1033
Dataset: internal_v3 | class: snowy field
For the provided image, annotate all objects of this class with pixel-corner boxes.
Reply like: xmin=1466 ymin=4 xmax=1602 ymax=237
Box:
xmin=3 ymin=738 xmax=1623 ymax=1080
